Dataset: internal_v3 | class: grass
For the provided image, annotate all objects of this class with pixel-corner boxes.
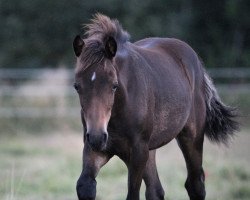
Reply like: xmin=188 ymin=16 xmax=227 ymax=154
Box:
xmin=0 ymin=132 xmax=81 ymax=200
xmin=0 ymin=130 xmax=249 ymax=200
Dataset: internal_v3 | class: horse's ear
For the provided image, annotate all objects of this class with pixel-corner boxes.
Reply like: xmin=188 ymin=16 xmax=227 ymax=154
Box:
xmin=104 ymin=36 xmax=117 ymax=59
xmin=73 ymin=35 xmax=84 ymax=57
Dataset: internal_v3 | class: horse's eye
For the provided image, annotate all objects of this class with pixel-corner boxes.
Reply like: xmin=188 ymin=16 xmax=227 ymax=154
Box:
xmin=74 ymin=83 xmax=80 ymax=93
xmin=112 ymin=83 xmax=118 ymax=92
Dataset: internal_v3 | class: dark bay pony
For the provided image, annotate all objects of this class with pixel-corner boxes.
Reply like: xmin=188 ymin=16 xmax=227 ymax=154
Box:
xmin=73 ymin=14 xmax=238 ymax=200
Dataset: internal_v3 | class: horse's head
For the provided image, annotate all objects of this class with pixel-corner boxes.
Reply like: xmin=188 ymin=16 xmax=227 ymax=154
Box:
xmin=73 ymin=35 xmax=118 ymax=152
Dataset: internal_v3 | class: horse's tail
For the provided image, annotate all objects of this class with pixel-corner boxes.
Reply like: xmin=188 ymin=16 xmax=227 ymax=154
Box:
xmin=203 ymin=70 xmax=239 ymax=144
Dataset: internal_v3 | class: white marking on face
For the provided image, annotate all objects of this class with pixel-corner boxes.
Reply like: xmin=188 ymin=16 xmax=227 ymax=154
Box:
xmin=103 ymin=121 xmax=108 ymax=133
xmin=91 ymin=72 xmax=96 ymax=81
xmin=85 ymin=120 xmax=90 ymax=134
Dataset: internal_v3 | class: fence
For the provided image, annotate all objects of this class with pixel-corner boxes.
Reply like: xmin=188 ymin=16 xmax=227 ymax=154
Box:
xmin=0 ymin=67 xmax=250 ymax=119
xmin=0 ymin=68 xmax=78 ymax=118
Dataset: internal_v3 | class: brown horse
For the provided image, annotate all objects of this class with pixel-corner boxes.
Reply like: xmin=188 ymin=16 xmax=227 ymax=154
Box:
xmin=73 ymin=14 xmax=238 ymax=200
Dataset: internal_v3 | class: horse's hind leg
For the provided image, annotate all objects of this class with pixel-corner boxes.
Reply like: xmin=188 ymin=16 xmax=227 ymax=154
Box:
xmin=177 ymin=128 xmax=206 ymax=200
xmin=143 ymin=150 xmax=165 ymax=200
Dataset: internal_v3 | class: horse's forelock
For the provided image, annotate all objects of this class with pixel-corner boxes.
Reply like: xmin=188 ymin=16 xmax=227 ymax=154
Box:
xmin=84 ymin=13 xmax=130 ymax=44
xmin=78 ymin=14 xmax=129 ymax=72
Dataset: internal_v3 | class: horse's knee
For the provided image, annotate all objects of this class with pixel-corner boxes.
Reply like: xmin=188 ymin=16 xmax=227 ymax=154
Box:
xmin=185 ymin=177 xmax=206 ymax=200
xmin=76 ymin=175 xmax=97 ymax=200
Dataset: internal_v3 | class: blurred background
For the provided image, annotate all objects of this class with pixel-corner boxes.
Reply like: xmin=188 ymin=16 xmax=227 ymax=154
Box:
xmin=0 ymin=0 xmax=249 ymax=200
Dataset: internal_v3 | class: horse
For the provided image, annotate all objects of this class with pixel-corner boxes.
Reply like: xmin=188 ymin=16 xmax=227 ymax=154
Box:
xmin=72 ymin=14 xmax=238 ymax=200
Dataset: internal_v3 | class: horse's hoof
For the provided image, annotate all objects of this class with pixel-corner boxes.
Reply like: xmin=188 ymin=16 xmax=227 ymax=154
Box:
xmin=77 ymin=185 xmax=96 ymax=200
xmin=76 ymin=176 xmax=96 ymax=200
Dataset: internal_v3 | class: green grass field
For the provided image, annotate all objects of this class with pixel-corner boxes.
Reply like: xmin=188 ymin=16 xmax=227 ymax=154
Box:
xmin=0 ymin=130 xmax=249 ymax=200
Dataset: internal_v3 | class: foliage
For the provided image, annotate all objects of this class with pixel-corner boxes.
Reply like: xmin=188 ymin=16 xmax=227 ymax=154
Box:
xmin=0 ymin=0 xmax=249 ymax=68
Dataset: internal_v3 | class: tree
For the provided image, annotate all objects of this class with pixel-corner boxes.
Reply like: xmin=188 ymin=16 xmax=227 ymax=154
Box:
xmin=0 ymin=0 xmax=249 ymax=68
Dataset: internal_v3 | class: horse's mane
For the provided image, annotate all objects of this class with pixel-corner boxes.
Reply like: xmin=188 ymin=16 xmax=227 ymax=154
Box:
xmin=85 ymin=13 xmax=130 ymax=43
xmin=79 ymin=14 xmax=130 ymax=71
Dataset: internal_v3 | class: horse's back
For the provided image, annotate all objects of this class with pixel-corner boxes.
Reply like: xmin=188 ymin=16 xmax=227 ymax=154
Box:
xmin=135 ymin=37 xmax=202 ymax=75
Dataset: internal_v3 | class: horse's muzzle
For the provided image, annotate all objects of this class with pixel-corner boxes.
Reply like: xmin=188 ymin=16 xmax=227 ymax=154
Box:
xmin=86 ymin=131 xmax=108 ymax=151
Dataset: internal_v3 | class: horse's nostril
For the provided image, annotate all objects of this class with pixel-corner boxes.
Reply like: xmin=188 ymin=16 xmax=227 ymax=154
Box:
xmin=102 ymin=133 xmax=108 ymax=143
xmin=86 ymin=133 xmax=90 ymax=143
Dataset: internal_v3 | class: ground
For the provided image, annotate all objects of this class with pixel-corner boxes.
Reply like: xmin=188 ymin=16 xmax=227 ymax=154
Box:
xmin=0 ymin=130 xmax=249 ymax=200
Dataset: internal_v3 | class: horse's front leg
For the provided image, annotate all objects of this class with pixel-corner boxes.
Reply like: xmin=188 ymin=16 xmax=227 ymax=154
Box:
xmin=143 ymin=150 xmax=165 ymax=200
xmin=76 ymin=144 xmax=112 ymax=200
xmin=127 ymin=141 xmax=149 ymax=200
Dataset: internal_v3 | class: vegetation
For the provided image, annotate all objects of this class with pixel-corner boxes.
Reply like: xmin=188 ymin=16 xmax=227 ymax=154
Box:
xmin=0 ymin=0 xmax=249 ymax=68
xmin=0 ymin=130 xmax=249 ymax=200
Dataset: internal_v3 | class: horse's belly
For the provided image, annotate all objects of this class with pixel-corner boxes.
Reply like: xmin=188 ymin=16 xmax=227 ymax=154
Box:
xmin=148 ymin=103 xmax=190 ymax=150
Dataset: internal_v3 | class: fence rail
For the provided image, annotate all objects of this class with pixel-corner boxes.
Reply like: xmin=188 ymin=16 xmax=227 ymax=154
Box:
xmin=0 ymin=68 xmax=249 ymax=118
xmin=0 ymin=68 xmax=74 ymax=80
xmin=208 ymin=67 xmax=250 ymax=79
xmin=1 ymin=67 xmax=250 ymax=79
